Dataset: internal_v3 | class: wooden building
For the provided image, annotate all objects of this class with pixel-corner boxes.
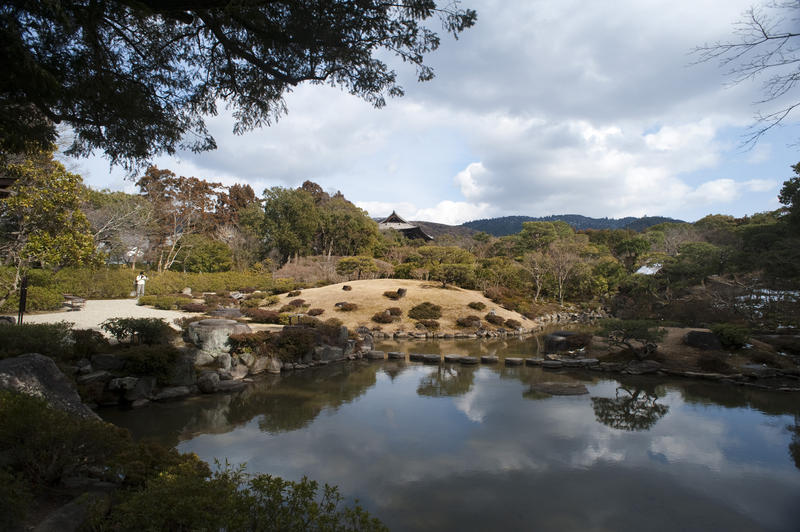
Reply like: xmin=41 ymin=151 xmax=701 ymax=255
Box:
xmin=378 ymin=211 xmax=433 ymax=241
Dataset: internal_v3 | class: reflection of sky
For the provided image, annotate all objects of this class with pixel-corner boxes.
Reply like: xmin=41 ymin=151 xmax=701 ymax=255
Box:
xmin=167 ymin=365 xmax=800 ymax=531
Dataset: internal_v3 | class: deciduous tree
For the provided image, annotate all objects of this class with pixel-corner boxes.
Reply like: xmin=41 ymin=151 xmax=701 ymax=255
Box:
xmin=0 ymin=150 xmax=101 ymax=307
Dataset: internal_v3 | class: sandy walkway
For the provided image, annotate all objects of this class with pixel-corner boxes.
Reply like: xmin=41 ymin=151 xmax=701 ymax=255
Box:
xmin=13 ymin=299 xmax=193 ymax=331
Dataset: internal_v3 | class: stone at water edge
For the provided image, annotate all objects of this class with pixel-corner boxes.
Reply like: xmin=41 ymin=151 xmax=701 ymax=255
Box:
xmin=0 ymin=353 xmax=99 ymax=419
xmin=505 ymin=357 xmax=524 ymax=366
xmin=422 ymin=354 xmax=441 ymax=364
xmin=366 ymin=350 xmax=386 ymax=360
xmin=388 ymin=351 xmax=406 ymax=360
xmin=198 ymin=371 xmax=220 ymax=393
xmin=186 ymin=319 xmax=251 ymax=367
xmin=444 ymin=354 xmax=464 ymax=363
xmin=480 ymin=355 xmax=498 ymax=364
xmin=459 ymin=356 xmax=479 ymax=365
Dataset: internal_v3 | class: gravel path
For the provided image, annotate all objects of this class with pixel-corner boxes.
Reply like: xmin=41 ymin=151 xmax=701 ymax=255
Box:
xmin=15 ymin=299 xmax=192 ymax=331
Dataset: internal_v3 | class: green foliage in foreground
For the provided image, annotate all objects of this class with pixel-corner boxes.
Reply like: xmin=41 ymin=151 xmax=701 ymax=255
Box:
xmin=101 ymin=463 xmax=387 ymax=532
xmin=0 ymin=321 xmax=74 ymax=360
xmin=0 ymin=391 xmax=386 ymax=531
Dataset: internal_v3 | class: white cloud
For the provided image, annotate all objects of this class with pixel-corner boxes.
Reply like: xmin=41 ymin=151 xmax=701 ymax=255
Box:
xmin=71 ymin=0 xmax=794 ymax=223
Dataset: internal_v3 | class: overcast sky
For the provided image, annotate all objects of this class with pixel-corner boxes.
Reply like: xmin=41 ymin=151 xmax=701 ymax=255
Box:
xmin=70 ymin=0 xmax=799 ymax=225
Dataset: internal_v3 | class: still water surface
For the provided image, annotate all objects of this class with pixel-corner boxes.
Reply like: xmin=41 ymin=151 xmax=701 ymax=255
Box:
xmin=102 ymin=338 xmax=800 ymax=531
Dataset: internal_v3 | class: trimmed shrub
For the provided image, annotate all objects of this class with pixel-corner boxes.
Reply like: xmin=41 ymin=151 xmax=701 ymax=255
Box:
xmin=0 ymin=286 xmax=63 ymax=312
xmin=0 ymin=322 xmax=74 ymax=360
xmin=485 ymin=313 xmax=504 ymax=326
xmin=387 ymin=307 xmax=402 ymax=316
xmin=710 ymin=323 xmax=750 ymax=349
xmin=371 ymin=312 xmax=394 ymax=324
xmin=468 ymin=301 xmax=486 ymax=311
xmin=100 ymin=318 xmax=175 ymax=345
xmin=383 ymin=290 xmax=406 ymax=300
xmin=287 ymin=290 xmax=302 ymax=297
xmin=239 ymin=297 xmax=263 ymax=309
xmin=456 ymin=315 xmax=482 ymax=328
xmin=504 ymin=319 xmax=522 ymax=329
xmin=181 ymin=302 xmax=208 ymax=313
xmin=342 ymin=285 xmax=352 ymax=291
xmin=416 ymin=319 xmax=440 ymax=330
xmin=307 ymin=308 xmax=324 ymax=316
xmin=203 ymin=294 xmax=236 ymax=309
xmin=288 ymin=299 xmax=306 ymax=307
xmin=336 ymin=302 xmax=358 ymax=312
xmin=137 ymin=294 xmax=189 ymax=310
xmin=408 ymin=302 xmax=441 ymax=320
xmin=242 ymin=308 xmax=281 ymax=324
xmin=263 ymin=295 xmax=280 ymax=306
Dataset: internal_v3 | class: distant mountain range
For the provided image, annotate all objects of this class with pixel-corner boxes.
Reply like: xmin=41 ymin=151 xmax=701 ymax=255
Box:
xmin=461 ymin=214 xmax=685 ymax=236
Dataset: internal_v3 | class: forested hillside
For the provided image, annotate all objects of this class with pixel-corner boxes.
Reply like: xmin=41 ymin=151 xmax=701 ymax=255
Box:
xmin=463 ymin=214 xmax=684 ymax=236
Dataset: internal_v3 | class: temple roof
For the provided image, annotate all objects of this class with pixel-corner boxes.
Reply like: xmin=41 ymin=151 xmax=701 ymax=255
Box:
xmin=378 ymin=211 xmax=433 ymax=240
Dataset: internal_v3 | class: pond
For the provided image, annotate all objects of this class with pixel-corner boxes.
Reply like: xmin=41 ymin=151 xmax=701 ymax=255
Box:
xmin=101 ymin=338 xmax=800 ymax=531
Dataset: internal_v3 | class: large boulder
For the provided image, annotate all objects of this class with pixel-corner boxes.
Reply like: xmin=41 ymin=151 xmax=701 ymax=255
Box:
xmin=684 ymin=330 xmax=723 ymax=350
xmin=544 ymin=331 xmax=576 ymax=353
xmin=167 ymin=353 xmax=197 ymax=387
xmin=0 ymin=353 xmax=98 ymax=419
xmin=186 ymin=319 xmax=251 ymax=367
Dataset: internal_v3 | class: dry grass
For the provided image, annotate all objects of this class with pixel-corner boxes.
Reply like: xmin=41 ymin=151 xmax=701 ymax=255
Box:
xmin=272 ymin=279 xmax=530 ymax=332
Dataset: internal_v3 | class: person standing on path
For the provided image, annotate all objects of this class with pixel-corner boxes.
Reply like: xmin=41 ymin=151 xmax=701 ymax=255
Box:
xmin=135 ymin=271 xmax=148 ymax=297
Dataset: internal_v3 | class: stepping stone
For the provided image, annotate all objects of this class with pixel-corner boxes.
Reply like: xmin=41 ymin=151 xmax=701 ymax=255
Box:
xmin=525 ymin=358 xmax=544 ymax=366
xmin=444 ymin=354 xmax=464 ymax=363
xmin=388 ymin=351 xmax=405 ymax=360
xmin=541 ymin=360 xmax=564 ymax=369
xmin=409 ymin=353 xmax=425 ymax=362
xmin=459 ymin=356 xmax=479 ymax=365
xmin=577 ymin=358 xmax=599 ymax=367
xmin=365 ymin=350 xmax=385 ymax=360
xmin=422 ymin=354 xmax=441 ymax=364
xmin=480 ymin=355 xmax=498 ymax=364
xmin=505 ymin=357 xmax=524 ymax=366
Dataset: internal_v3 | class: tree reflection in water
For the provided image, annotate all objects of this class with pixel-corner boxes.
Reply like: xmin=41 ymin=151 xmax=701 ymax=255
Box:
xmin=417 ymin=365 xmax=475 ymax=397
xmin=591 ymin=387 xmax=669 ymax=431
xmin=789 ymin=416 xmax=800 ymax=470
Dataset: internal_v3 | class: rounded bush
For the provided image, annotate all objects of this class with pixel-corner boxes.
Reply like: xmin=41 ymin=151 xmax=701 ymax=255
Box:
xmin=336 ymin=302 xmax=358 ymax=312
xmin=243 ymin=308 xmax=281 ymax=324
xmin=456 ymin=315 xmax=482 ymax=328
xmin=468 ymin=301 xmax=486 ymax=311
xmin=387 ymin=307 xmax=402 ymax=316
xmin=408 ymin=302 xmax=441 ymax=320
xmin=181 ymin=302 xmax=208 ymax=313
xmin=307 ymin=308 xmax=324 ymax=316
xmin=287 ymin=290 xmax=302 ymax=297
xmin=485 ymin=313 xmax=504 ymax=326
xmin=371 ymin=312 xmax=394 ymax=324
xmin=504 ymin=319 xmax=521 ymax=329
xmin=416 ymin=319 xmax=440 ymax=330
xmin=710 ymin=323 xmax=750 ymax=349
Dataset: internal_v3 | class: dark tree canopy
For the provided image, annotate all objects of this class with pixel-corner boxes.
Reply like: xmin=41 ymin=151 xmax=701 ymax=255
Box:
xmin=1 ymin=1 xmax=476 ymax=167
